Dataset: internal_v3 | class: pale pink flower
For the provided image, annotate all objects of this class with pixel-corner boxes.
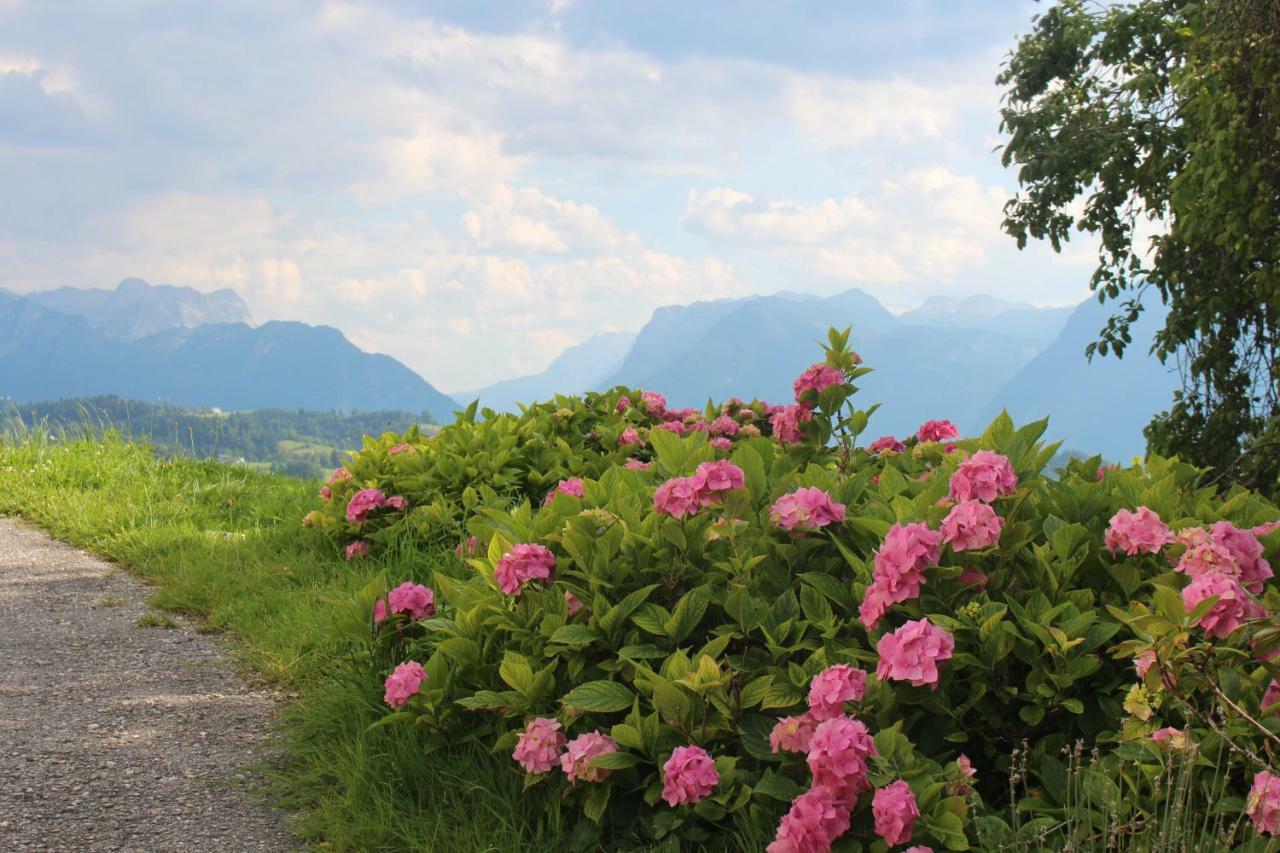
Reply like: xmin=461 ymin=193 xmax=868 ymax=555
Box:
xmin=859 ymin=523 xmax=942 ymax=627
xmin=857 ymin=586 xmax=894 ymax=633
xmin=770 ymin=487 xmax=846 ymax=532
xmin=454 ymin=535 xmax=480 ymax=559
xmin=618 ymin=426 xmax=643 ymax=447
xmin=947 ymin=451 xmax=1017 ymax=503
xmin=867 ymin=436 xmax=905 ymax=454
xmin=948 ymin=754 xmax=977 ymax=797
xmin=740 ymin=423 xmax=762 ymax=438
xmin=564 ymin=590 xmax=584 ymax=617
xmin=623 ymin=459 xmax=652 ymax=471
xmin=767 ymin=786 xmax=852 ymax=853
xmin=807 ymin=664 xmax=868 ymax=721
xmin=329 ymin=467 xmax=352 ymax=484
xmin=383 ymin=661 xmax=427 ymax=708
xmin=1151 ymin=727 xmax=1188 ymax=748
xmin=711 ymin=414 xmax=739 ymax=436
xmin=1105 ymin=507 xmax=1174 ymax=555
xmin=494 ymin=544 xmax=556 ymax=597
xmin=616 ymin=395 xmax=631 ymax=413
xmin=544 ymin=478 xmax=585 ymax=506
xmin=1182 ymin=570 xmax=1264 ymax=638
xmin=710 ymin=436 xmax=733 ymax=450
xmin=658 ymin=420 xmax=687 ymax=435
xmin=876 ymin=618 xmax=955 ymax=688
xmin=641 ymin=391 xmax=667 ymax=418
xmin=388 ymin=443 xmax=414 ymax=456
xmin=344 ymin=540 xmax=369 ymax=561
xmin=319 ymin=486 xmax=332 ymax=500
xmin=1264 ymin=681 xmax=1280 ymax=715
xmin=1254 ymin=520 xmax=1280 ymax=538
xmin=560 ymin=732 xmax=617 ymax=784
xmin=771 ymin=404 xmax=813 ymax=446
xmin=1211 ymin=521 xmax=1273 ymax=593
xmin=903 ymin=848 xmax=935 ymax=853
xmin=1134 ymin=650 xmax=1157 ymax=678
xmin=385 ymin=495 xmax=409 ymax=512
xmin=695 ymin=460 xmax=746 ymax=503
xmin=872 ymin=780 xmax=920 ymax=847
xmin=916 ymin=420 xmax=959 ymax=443
xmin=794 ymin=363 xmax=845 ymax=402
xmin=1248 ymin=771 xmax=1280 ymax=835
xmin=513 ymin=717 xmax=566 ymax=774
xmin=805 ymin=716 xmax=877 ymax=803
xmin=346 ymin=488 xmax=388 ymax=522
xmin=940 ymin=500 xmax=1003 ymax=551
xmin=653 ymin=476 xmax=703 ymax=519
xmin=661 ymin=745 xmax=719 ymax=806
xmin=387 ymin=582 xmax=435 ymax=620
xmin=373 ymin=599 xmax=387 ymax=623
xmin=769 ymin=714 xmax=818 ymax=754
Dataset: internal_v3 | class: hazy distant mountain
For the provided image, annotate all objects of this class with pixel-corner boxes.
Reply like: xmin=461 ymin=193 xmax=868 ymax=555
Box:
xmin=0 ymin=287 xmax=458 ymax=418
xmin=25 ymin=277 xmax=253 ymax=340
xmin=982 ymin=296 xmax=1178 ymax=460
xmin=461 ymin=331 xmax=636 ymax=411
xmin=898 ymin=294 xmax=1073 ymax=342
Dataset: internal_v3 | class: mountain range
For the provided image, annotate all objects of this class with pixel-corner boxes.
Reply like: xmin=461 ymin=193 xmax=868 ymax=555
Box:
xmin=0 ymin=280 xmax=459 ymax=419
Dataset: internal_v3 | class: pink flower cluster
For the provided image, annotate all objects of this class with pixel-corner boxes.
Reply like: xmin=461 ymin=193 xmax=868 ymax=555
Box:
xmin=859 ymin=523 xmax=942 ymax=630
xmin=329 ymin=466 xmax=352 ymax=484
xmin=947 ymin=451 xmax=1017 ymax=503
xmin=771 ymin=404 xmax=813 ymax=446
xmin=346 ymin=488 xmax=388 ymax=522
xmin=875 ymin=618 xmax=955 ymax=688
xmin=564 ymin=590 xmax=585 ymax=616
xmin=544 ymin=477 xmax=585 ymax=506
xmin=374 ymin=582 xmax=436 ymax=623
xmin=344 ymin=540 xmax=369 ymax=561
xmin=494 ymin=543 xmax=556 ymax=596
xmin=385 ymin=495 xmax=409 ymax=511
xmin=618 ymin=426 xmax=643 ymax=447
xmin=512 ymin=717 xmax=567 ymax=774
xmin=641 ymin=391 xmax=667 ymax=418
xmin=807 ymin=664 xmax=868 ymax=720
xmin=388 ymin=443 xmax=415 ymax=456
xmin=711 ymin=414 xmax=739 ymax=436
xmin=319 ymin=485 xmax=332 ymax=500
xmin=770 ymin=487 xmax=847 ymax=532
xmin=1179 ymin=522 xmax=1274 ymax=592
xmin=916 ymin=420 xmax=959 ymax=443
xmin=770 ymin=714 xmax=819 ymax=755
xmin=1181 ymin=570 xmax=1264 ymax=638
xmin=661 ymin=745 xmax=719 ymax=806
xmin=623 ymin=459 xmax=652 ymax=471
xmin=940 ymin=500 xmax=1003 ymax=551
xmin=653 ymin=461 xmax=746 ymax=519
xmin=768 ymin=786 xmax=852 ymax=853
xmin=867 ymin=435 xmax=905 ymax=454
xmin=793 ymin=363 xmax=845 ymax=403
xmin=872 ymin=780 xmax=920 ymax=846
xmin=560 ymin=731 xmax=618 ymax=784
xmin=1105 ymin=507 xmax=1173 ymax=555
xmin=383 ymin=660 xmax=427 ymax=708
xmin=1249 ymin=770 xmax=1280 ymax=836
xmin=806 ymin=716 xmax=878 ymax=802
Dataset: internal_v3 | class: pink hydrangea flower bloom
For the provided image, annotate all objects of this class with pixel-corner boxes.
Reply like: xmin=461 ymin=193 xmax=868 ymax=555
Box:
xmin=876 ymin=618 xmax=955 ymax=688
xmin=1151 ymin=727 xmax=1188 ymax=748
xmin=867 ymin=435 xmax=905 ymax=454
xmin=454 ymin=535 xmax=480 ymax=559
xmin=771 ymin=404 xmax=813 ymax=446
xmin=544 ymin=478 xmax=585 ymax=506
xmin=1134 ymin=650 xmax=1157 ymax=678
xmin=641 ymin=391 xmax=667 ymax=418
xmin=319 ymin=485 xmax=332 ymax=500
xmin=616 ymin=395 xmax=631 ymax=413
xmin=513 ymin=717 xmax=566 ymax=774
xmin=1105 ymin=507 xmax=1174 ymax=556
xmin=623 ymin=459 xmax=652 ymax=471
xmin=387 ymin=582 xmax=435 ymax=620
xmin=658 ymin=420 xmax=687 ymax=435
xmin=661 ymin=745 xmax=719 ymax=806
xmin=653 ymin=476 xmax=703 ymax=519
xmin=1263 ymin=681 xmax=1280 ymax=715
xmin=329 ymin=466 xmax=352 ymax=484
xmin=770 ymin=487 xmax=847 ymax=532
xmin=711 ymin=414 xmax=739 ymax=436
xmin=560 ymin=731 xmax=618 ymax=784
xmin=767 ymin=786 xmax=852 ymax=853
xmin=388 ymin=443 xmax=414 ymax=456
xmin=372 ymin=599 xmax=388 ymax=623
xmin=494 ymin=543 xmax=556 ymax=597
xmin=940 ymin=500 xmax=1003 ymax=551
xmin=695 ymin=460 xmax=746 ymax=503
xmin=858 ymin=586 xmax=893 ymax=631
xmin=386 ymin=495 xmax=409 ymax=512
xmin=806 ymin=716 xmax=877 ymax=803
xmin=859 ymin=523 xmax=943 ymax=628
xmin=344 ymin=540 xmax=369 ymax=561
xmin=807 ymin=664 xmax=868 ymax=721
xmin=904 ymin=848 xmax=935 ymax=853
xmin=346 ymin=488 xmax=388 ymax=522
xmin=793 ymin=363 xmax=845 ymax=402
xmin=564 ymin=590 xmax=585 ymax=617
xmin=769 ymin=714 xmax=819 ymax=754
xmin=916 ymin=420 xmax=960 ymax=443
xmin=872 ymin=780 xmax=920 ymax=847
xmin=1211 ymin=521 xmax=1273 ymax=593
xmin=383 ymin=660 xmax=427 ymax=708
xmin=947 ymin=754 xmax=977 ymax=797
xmin=1248 ymin=770 xmax=1280 ymax=836
xmin=947 ymin=451 xmax=1017 ymax=503
xmin=710 ymin=436 xmax=733 ymax=450
xmin=618 ymin=426 xmax=643 ymax=446
xmin=1182 ymin=570 xmax=1264 ymax=638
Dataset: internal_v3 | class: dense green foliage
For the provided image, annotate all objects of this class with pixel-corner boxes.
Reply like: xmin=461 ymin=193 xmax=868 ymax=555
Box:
xmin=998 ymin=0 xmax=1280 ymax=498
xmin=0 ymin=395 xmax=435 ymax=478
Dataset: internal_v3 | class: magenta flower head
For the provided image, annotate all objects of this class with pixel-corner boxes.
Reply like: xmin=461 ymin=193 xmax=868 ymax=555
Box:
xmin=329 ymin=466 xmax=352 ymax=484
xmin=711 ymin=414 xmax=739 ymax=436
xmin=346 ymin=488 xmax=388 ymax=522
xmin=544 ymin=477 xmax=585 ymax=506
xmin=770 ymin=404 xmax=813 ymax=446
xmin=618 ymin=426 xmax=643 ymax=446
xmin=793 ymin=363 xmax=845 ymax=403
xmin=876 ymin=618 xmax=955 ymax=689
xmin=386 ymin=582 xmax=435 ymax=620
xmin=661 ymin=745 xmax=719 ymax=807
xmin=694 ymin=460 xmax=745 ymax=504
xmin=806 ymin=716 xmax=877 ymax=804
xmin=383 ymin=660 xmax=427 ymax=708
xmin=916 ymin=420 xmax=959 ymax=443
xmin=1249 ymin=770 xmax=1280 ymax=836
xmin=385 ymin=495 xmax=409 ymax=512
xmin=769 ymin=713 xmax=819 ymax=755
xmin=653 ymin=476 xmax=703 ymax=519
xmin=641 ymin=391 xmax=667 ymax=418
xmin=1182 ymin=570 xmax=1264 ymax=638
xmin=560 ymin=731 xmax=618 ymax=784
xmin=494 ymin=543 xmax=556 ymax=597
xmin=344 ymin=540 xmax=369 ymax=561
xmin=1105 ymin=507 xmax=1173 ymax=556
xmin=767 ymin=785 xmax=853 ymax=853
xmin=1210 ymin=521 xmax=1273 ymax=593
xmin=623 ymin=459 xmax=652 ymax=471
xmin=388 ymin=443 xmax=415 ymax=456
xmin=513 ymin=717 xmax=566 ymax=774
xmin=867 ymin=435 xmax=905 ymax=454
xmin=940 ymin=500 xmax=1003 ymax=551
xmin=770 ymin=487 xmax=847 ymax=532
xmin=947 ymin=450 xmax=1017 ymax=503
xmin=807 ymin=664 xmax=868 ymax=721
xmin=872 ymin=780 xmax=920 ymax=846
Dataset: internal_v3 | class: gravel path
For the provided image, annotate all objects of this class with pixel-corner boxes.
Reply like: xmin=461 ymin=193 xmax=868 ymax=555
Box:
xmin=0 ymin=518 xmax=298 ymax=852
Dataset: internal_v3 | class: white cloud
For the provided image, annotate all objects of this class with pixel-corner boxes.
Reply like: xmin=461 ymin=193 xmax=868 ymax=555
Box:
xmin=461 ymin=184 xmax=634 ymax=255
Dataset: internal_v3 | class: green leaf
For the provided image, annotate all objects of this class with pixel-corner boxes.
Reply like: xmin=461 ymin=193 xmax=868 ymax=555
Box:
xmin=499 ymin=651 xmax=535 ymax=696
xmin=739 ymin=675 xmax=774 ymax=709
xmin=549 ymin=624 xmax=597 ymax=647
xmin=754 ymin=770 xmax=806 ymax=802
xmin=561 ymin=680 xmax=635 ymax=713
xmin=665 ymin=589 xmax=709 ymax=643
xmin=590 ymin=751 xmax=642 ymax=770
xmin=583 ymin=783 xmax=611 ymax=824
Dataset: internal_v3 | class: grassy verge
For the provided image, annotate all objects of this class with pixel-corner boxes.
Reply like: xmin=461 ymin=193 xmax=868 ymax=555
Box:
xmin=0 ymin=433 xmax=563 ymax=851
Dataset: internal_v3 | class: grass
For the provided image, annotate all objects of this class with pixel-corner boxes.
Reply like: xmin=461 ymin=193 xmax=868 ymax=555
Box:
xmin=0 ymin=431 xmax=566 ymax=851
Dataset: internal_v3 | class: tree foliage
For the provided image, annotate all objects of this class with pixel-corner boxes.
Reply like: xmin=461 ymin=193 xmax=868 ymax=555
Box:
xmin=998 ymin=0 xmax=1280 ymax=497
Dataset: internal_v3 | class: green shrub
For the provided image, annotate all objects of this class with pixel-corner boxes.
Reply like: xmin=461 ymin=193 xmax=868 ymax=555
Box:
xmin=316 ymin=329 xmax=1280 ymax=851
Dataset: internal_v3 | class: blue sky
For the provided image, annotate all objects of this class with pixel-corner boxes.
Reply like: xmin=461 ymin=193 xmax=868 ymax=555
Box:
xmin=0 ymin=0 xmax=1098 ymax=389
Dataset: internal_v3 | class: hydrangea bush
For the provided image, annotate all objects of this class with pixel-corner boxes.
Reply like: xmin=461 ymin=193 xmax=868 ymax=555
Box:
xmin=316 ymin=329 xmax=1280 ymax=851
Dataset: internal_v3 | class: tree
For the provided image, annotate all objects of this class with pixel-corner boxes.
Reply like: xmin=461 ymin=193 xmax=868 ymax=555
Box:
xmin=998 ymin=0 xmax=1280 ymax=496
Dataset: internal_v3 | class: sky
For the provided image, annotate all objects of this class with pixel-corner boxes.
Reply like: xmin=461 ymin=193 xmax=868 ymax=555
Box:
xmin=0 ymin=0 xmax=1100 ymax=391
